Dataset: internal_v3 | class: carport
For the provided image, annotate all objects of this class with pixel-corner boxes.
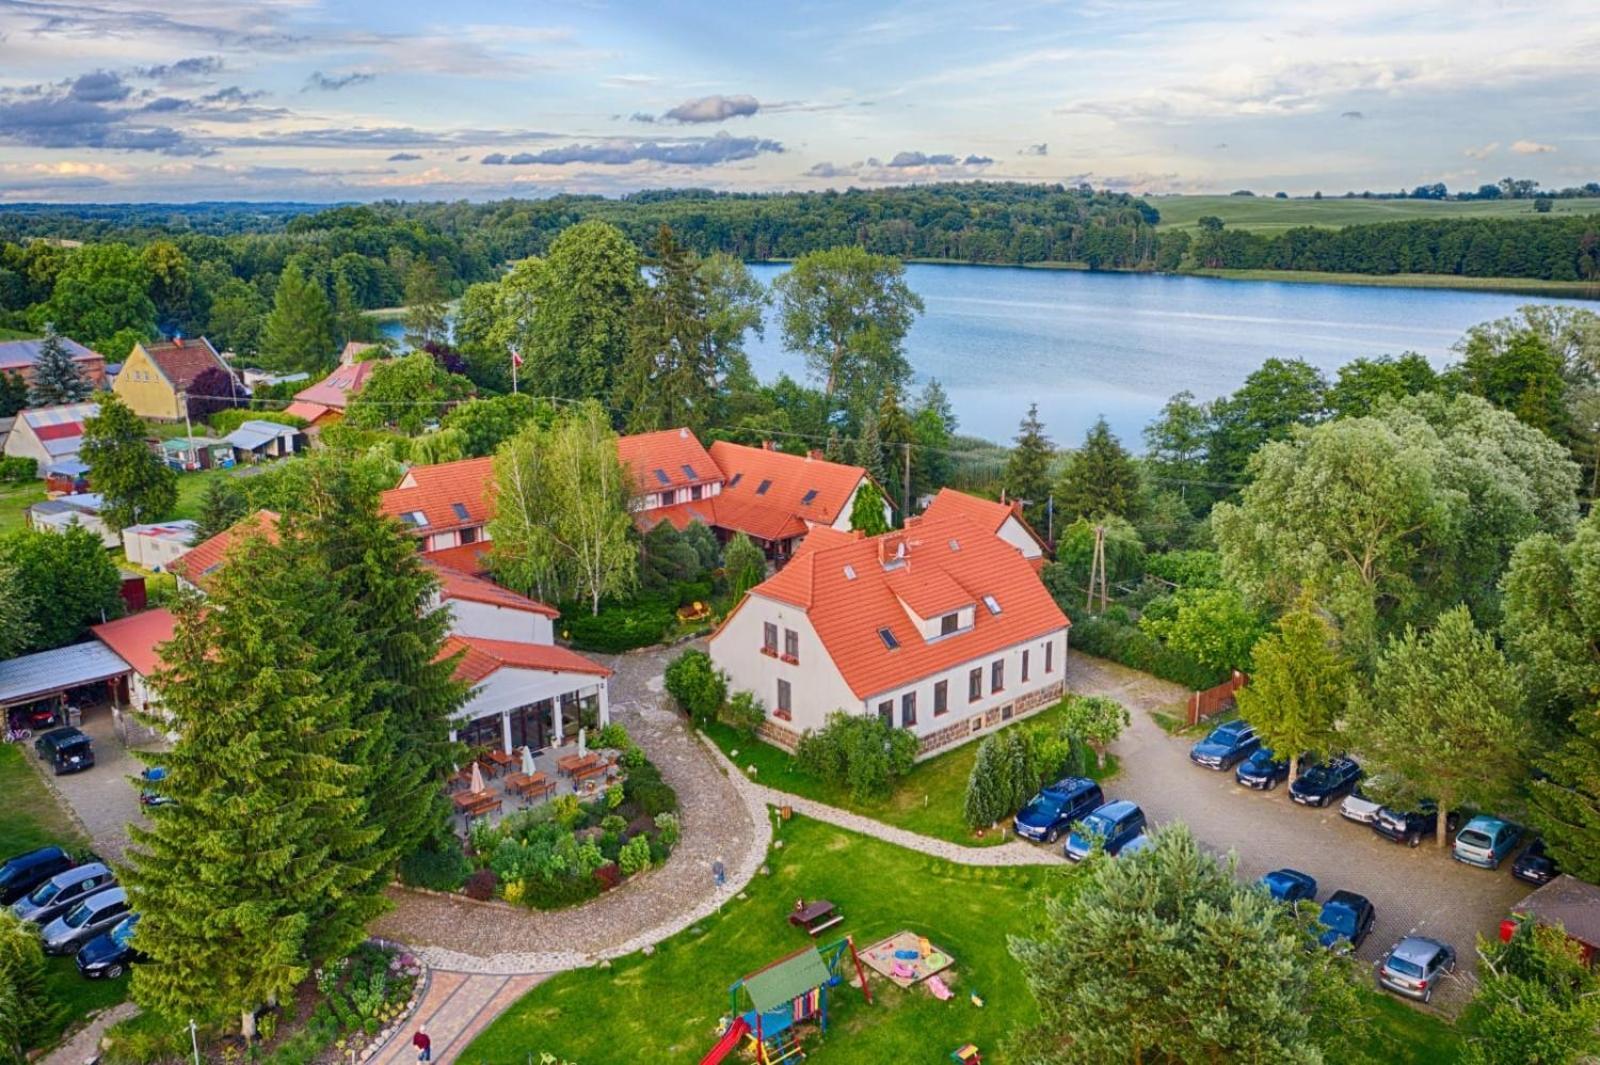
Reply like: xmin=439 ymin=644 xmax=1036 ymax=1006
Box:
xmin=0 ymin=642 xmax=132 ymax=728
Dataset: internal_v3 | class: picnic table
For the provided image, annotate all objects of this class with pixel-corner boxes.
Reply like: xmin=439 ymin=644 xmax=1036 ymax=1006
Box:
xmin=571 ymin=760 xmax=610 ymax=784
xmin=557 ymin=752 xmax=601 ymax=776
xmin=451 ymin=790 xmax=502 ymax=819
xmin=504 ymin=771 xmax=556 ymax=802
xmin=485 ymin=749 xmax=518 ymax=773
xmin=788 ymin=899 xmax=843 ymax=937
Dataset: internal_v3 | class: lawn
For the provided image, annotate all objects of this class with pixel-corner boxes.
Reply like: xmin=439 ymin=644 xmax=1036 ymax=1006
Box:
xmin=1191 ymin=268 xmax=1600 ymax=299
xmin=0 ymin=744 xmax=129 ymax=1052
xmin=1152 ymin=193 xmax=1600 ymax=233
xmin=703 ymin=698 xmax=1119 ymax=849
xmin=1361 ymin=989 xmax=1464 ymax=1064
xmin=0 ymin=479 xmax=46 ymax=534
xmin=464 ymin=815 xmax=1073 ymax=1064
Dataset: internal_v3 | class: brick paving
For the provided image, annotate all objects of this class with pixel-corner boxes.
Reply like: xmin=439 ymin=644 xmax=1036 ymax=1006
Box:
xmin=366 ymin=971 xmax=545 ymax=1065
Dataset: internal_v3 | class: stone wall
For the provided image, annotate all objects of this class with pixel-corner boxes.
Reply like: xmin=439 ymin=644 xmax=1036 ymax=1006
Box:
xmin=914 ymin=679 xmax=1065 ymax=758
xmin=756 ymin=718 xmax=802 ymax=753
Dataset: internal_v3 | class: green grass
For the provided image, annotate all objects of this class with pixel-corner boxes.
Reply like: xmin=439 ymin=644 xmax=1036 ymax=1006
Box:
xmin=1190 ymin=268 xmax=1600 ymax=299
xmin=0 ymin=479 xmax=46 ymax=535
xmin=1152 ymin=193 xmax=1600 ymax=233
xmin=704 ymin=699 xmax=1119 ymax=848
xmin=1359 ymin=989 xmax=1464 ymax=1063
xmin=0 ymin=744 xmax=130 ymax=1051
xmin=171 ymin=465 xmax=238 ymax=520
xmin=464 ymin=814 xmax=1073 ymax=1064
xmin=0 ymin=327 xmax=38 ymax=341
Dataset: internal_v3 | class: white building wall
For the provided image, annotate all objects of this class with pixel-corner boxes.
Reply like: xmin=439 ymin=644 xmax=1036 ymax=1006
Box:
xmin=123 ymin=530 xmax=197 ymax=572
xmin=709 ymin=594 xmax=856 ymax=734
xmin=996 ymin=515 xmax=1044 ymax=561
xmin=452 ymin=666 xmax=610 ymax=750
xmin=826 ymin=478 xmax=894 ymax=533
xmin=423 ymin=525 xmax=490 ymax=552
xmin=2 ymin=426 xmax=55 ymax=466
xmin=444 ymin=598 xmax=554 ymax=644
xmin=862 ymin=628 xmax=1070 ymax=740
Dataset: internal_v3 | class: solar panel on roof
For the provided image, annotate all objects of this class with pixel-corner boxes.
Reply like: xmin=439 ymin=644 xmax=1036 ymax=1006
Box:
xmin=681 ymin=464 xmax=698 ymax=480
xmin=756 ymin=479 xmax=772 ymax=495
xmin=451 ymin=502 xmax=470 ymax=521
xmin=654 ymin=468 xmax=670 ymax=485
xmin=800 ymin=489 xmax=818 ymax=506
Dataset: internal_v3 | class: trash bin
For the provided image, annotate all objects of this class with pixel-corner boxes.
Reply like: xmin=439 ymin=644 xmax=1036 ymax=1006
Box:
xmin=67 ymin=706 xmax=82 ymax=727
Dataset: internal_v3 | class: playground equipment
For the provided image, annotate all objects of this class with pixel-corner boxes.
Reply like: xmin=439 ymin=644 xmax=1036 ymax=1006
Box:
xmin=701 ymin=937 xmax=872 ymax=1065
xmin=858 ymin=930 xmax=956 ymax=990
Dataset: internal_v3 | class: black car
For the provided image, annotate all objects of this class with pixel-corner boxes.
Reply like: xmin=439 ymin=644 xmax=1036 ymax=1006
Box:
xmin=1013 ymin=776 xmax=1105 ymax=844
xmin=1189 ymin=719 xmax=1261 ymax=770
xmin=76 ymin=914 xmax=143 ymax=980
xmin=34 ymin=727 xmax=95 ymax=775
xmin=1234 ymin=747 xmax=1290 ymax=790
xmin=1512 ymin=839 xmax=1560 ymax=886
xmin=1289 ymin=757 xmax=1362 ymax=808
xmin=0 ymin=846 xmax=74 ymax=905
xmin=1317 ymin=890 xmax=1377 ymax=952
xmin=1372 ymin=803 xmax=1460 ymax=847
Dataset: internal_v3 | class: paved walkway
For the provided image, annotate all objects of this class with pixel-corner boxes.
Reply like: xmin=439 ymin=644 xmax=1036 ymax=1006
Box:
xmin=366 ymin=972 xmax=545 ymax=1065
xmin=40 ymin=1002 xmax=138 ymax=1065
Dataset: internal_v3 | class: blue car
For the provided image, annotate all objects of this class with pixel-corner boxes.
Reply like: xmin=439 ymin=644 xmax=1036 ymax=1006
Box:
xmin=1065 ymin=800 xmax=1148 ymax=861
xmin=1317 ymin=890 xmax=1375 ymax=952
xmin=1012 ymin=777 xmax=1104 ymax=844
xmin=1235 ymin=748 xmax=1290 ymax=790
xmin=1453 ymin=816 xmax=1523 ymax=869
xmin=1260 ymin=868 xmax=1318 ymax=904
xmin=1189 ymin=719 xmax=1260 ymax=770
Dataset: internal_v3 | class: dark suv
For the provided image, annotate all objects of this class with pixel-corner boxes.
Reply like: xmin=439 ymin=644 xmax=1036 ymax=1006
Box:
xmin=1317 ymin=890 xmax=1376 ymax=952
xmin=1013 ymin=777 xmax=1104 ymax=844
xmin=1235 ymin=747 xmax=1290 ymax=790
xmin=1189 ymin=719 xmax=1260 ymax=770
xmin=0 ymin=846 xmax=75 ymax=905
xmin=1372 ymin=803 xmax=1459 ymax=847
xmin=35 ymin=727 xmax=95 ymax=775
xmin=1289 ymin=757 xmax=1362 ymax=808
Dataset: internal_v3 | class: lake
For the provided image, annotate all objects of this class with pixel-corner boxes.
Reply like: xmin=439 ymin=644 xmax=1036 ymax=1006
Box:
xmin=384 ymin=264 xmax=1594 ymax=445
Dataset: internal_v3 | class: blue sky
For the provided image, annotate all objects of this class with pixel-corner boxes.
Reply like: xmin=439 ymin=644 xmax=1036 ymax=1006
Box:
xmin=0 ymin=0 xmax=1596 ymax=202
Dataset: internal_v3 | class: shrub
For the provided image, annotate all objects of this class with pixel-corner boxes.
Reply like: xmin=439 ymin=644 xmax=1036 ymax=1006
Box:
xmin=795 ymin=712 xmax=919 ymax=803
xmin=664 ymin=649 xmax=727 ymax=726
xmin=463 ymin=868 xmax=498 ymax=901
xmin=208 ymin=408 xmax=307 ymax=435
xmin=720 ymin=690 xmax=765 ymax=736
xmin=674 ymin=579 xmax=714 ymax=607
xmin=1145 ymin=549 xmax=1223 ymax=589
xmin=594 ymin=722 xmax=632 ymax=750
xmin=654 ymin=812 xmax=681 ymax=848
xmin=605 ymin=783 xmax=624 ymax=809
xmin=963 ymin=729 xmax=1039 ymax=829
xmin=600 ymin=814 xmax=628 ymax=837
xmin=397 ymin=842 xmax=471 ymax=892
xmin=1069 ymin=614 xmax=1228 ymax=690
xmin=618 ymin=745 xmax=647 ymax=770
xmin=548 ymin=794 xmax=584 ymax=830
xmin=594 ymin=863 xmax=623 ymax=891
xmin=0 ymin=456 xmax=37 ymax=484
xmin=102 ymin=1013 xmax=190 ymax=1065
xmin=522 ymin=875 xmax=602 ymax=910
xmin=563 ymin=600 xmax=674 ymax=652
xmin=624 ymin=759 xmax=678 ymax=816
xmin=618 ymin=834 xmax=652 ymax=876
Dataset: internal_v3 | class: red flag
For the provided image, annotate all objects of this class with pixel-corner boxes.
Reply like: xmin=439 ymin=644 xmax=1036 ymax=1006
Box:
xmin=510 ymin=348 xmax=524 ymax=368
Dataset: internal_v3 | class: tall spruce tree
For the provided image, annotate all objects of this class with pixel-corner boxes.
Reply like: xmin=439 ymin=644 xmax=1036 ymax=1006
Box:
xmin=123 ymin=535 xmax=369 ymax=1036
xmin=851 ymin=408 xmax=886 ymax=485
xmin=615 ymin=226 xmax=716 ymax=433
xmin=0 ymin=372 xmax=29 ymax=418
xmin=0 ymin=909 xmax=55 ymax=1060
xmin=260 ymin=262 xmax=335 ymax=373
xmin=27 ymin=325 xmax=91 ymax=406
xmin=79 ymin=393 xmax=178 ymax=531
xmin=1055 ymin=416 xmax=1142 ymax=522
xmin=1003 ymin=403 xmax=1054 ymax=529
xmin=1529 ymin=705 xmax=1600 ymax=882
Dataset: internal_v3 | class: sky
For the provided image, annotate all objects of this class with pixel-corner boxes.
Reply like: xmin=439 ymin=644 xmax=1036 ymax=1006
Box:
xmin=0 ymin=0 xmax=1597 ymax=203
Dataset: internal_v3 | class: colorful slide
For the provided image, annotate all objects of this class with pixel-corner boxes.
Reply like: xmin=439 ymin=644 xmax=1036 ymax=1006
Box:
xmin=700 ymin=1017 xmax=751 ymax=1065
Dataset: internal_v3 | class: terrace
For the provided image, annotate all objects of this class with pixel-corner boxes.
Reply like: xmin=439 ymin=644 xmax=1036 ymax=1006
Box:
xmin=446 ymin=735 xmax=624 ymax=833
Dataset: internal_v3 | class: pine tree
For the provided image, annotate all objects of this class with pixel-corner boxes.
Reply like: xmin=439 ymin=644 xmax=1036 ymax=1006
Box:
xmin=193 ymin=477 xmax=249 ymax=541
xmin=1055 ymin=416 xmax=1143 ymax=522
xmin=1529 ymin=704 xmax=1600 ymax=882
xmin=1235 ymin=604 xmax=1353 ymax=782
xmin=260 ymin=263 xmax=335 ymax=373
xmin=851 ymin=408 xmax=886 ymax=484
xmin=615 ymin=225 xmax=716 ymax=433
xmin=963 ymin=735 xmax=1010 ymax=829
xmin=332 ymin=272 xmax=367 ymax=349
xmin=877 ymin=383 xmax=913 ymax=515
xmin=848 ymin=481 xmax=891 ymax=536
xmin=27 ymin=325 xmax=91 ymax=406
xmin=0 ymin=372 xmax=28 ymax=419
xmin=123 ymin=536 xmax=366 ymax=1035
xmin=823 ymin=427 xmax=845 ymax=463
xmin=79 ymin=393 xmax=177 ymax=531
xmin=910 ymin=379 xmax=956 ymax=496
xmin=0 ymin=909 xmax=57 ymax=1060
xmin=1003 ymin=403 xmax=1054 ymax=529
xmin=723 ymin=531 xmax=767 ymax=602
xmin=402 ymin=260 xmax=449 ymax=351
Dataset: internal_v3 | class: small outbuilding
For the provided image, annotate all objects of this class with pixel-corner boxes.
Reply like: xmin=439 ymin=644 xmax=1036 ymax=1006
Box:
xmin=160 ymin=436 xmax=234 ymax=471
xmin=42 ymin=459 xmax=90 ymax=495
xmin=1507 ymin=874 xmax=1600 ymax=963
xmin=122 ymin=520 xmax=199 ymax=572
xmin=3 ymin=403 xmax=99 ymax=467
xmin=224 ymin=420 xmax=299 ymax=463
xmin=28 ymin=493 xmax=118 ymax=547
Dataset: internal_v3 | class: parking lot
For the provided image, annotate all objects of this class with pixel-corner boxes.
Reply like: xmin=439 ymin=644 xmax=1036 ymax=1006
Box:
xmin=1069 ymin=652 xmax=1531 ymax=1012
xmin=27 ymin=702 xmax=150 ymax=863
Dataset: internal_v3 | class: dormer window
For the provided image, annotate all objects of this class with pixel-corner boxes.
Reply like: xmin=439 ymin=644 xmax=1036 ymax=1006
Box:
xmin=940 ymin=613 xmax=960 ymax=636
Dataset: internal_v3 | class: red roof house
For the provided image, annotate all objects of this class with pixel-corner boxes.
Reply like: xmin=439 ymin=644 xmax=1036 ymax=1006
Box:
xmin=283 ymin=360 xmax=382 ymax=427
xmin=168 ymin=510 xmax=281 ymax=593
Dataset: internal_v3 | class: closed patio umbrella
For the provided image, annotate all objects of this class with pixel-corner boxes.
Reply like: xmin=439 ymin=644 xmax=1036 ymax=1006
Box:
xmin=578 ymin=727 xmax=587 ymax=759
xmin=521 ymin=745 xmax=536 ymax=776
xmin=470 ymin=761 xmax=486 ymax=794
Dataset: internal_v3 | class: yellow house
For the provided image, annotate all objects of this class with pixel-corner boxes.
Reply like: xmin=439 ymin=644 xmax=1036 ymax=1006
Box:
xmin=113 ymin=337 xmax=234 ymax=421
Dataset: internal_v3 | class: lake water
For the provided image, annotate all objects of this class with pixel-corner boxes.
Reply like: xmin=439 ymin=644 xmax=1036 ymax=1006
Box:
xmin=385 ymin=264 xmax=1594 ymax=445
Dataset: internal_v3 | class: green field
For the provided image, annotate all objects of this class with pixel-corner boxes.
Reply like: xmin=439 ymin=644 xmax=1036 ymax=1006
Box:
xmin=0 ymin=464 xmax=238 ymax=539
xmin=1153 ymin=194 xmax=1600 ymax=234
xmin=703 ymin=698 xmax=1119 ymax=849
xmin=1190 ymin=268 xmax=1600 ymax=299
xmin=0 ymin=744 xmax=129 ymax=1053
xmin=464 ymin=814 xmax=1460 ymax=1064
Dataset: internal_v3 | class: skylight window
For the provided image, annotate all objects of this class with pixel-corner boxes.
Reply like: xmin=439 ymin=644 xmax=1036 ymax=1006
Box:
xmin=948 ymin=538 xmax=961 ymax=552
xmin=727 ymin=472 xmax=743 ymax=488
xmin=403 ymin=511 xmax=429 ymax=527
xmin=877 ymin=627 xmax=899 ymax=650
xmin=451 ymin=502 xmax=470 ymax=522
xmin=653 ymin=468 xmax=670 ymax=485
xmin=755 ymin=479 xmax=773 ymax=495
xmin=843 ymin=564 xmax=857 ymax=580
xmin=681 ymin=464 xmax=698 ymax=480
xmin=983 ymin=595 xmax=1002 ymax=615
xmin=800 ymin=488 xmax=819 ymax=506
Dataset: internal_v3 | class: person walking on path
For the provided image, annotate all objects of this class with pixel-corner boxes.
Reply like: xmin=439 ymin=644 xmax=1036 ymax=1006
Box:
xmin=413 ymin=1026 xmax=431 ymax=1062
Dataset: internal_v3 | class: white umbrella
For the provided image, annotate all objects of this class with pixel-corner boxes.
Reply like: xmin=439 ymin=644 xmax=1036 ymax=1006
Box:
xmin=470 ymin=761 xmax=486 ymax=794
xmin=521 ymin=745 xmax=536 ymax=776
xmin=578 ymin=727 xmax=587 ymax=759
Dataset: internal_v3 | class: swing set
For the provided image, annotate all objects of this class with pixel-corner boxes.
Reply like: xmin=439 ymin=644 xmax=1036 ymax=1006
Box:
xmin=699 ymin=936 xmax=872 ymax=1065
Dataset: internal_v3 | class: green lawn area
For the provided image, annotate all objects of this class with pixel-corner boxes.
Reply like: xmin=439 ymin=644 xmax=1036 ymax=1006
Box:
xmin=0 ymin=744 xmax=129 ymax=1052
xmin=704 ymin=699 xmax=1119 ymax=849
xmin=1152 ymin=193 xmax=1600 ymax=233
xmin=465 ymin=813 xmax=1461 ymax=1064
xmin=0 ymin=479 xmax=46 ymax=535
xmin=171 ymin=465 xmax=237 ymax=520
xmin=0 ymin=327 xmax=38 ymax=341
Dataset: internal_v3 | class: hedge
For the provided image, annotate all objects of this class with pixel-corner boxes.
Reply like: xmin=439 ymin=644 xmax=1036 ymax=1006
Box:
xmin=1069 ymin=614 xmax=1228 ymax=691
xmin=562 ymin=599 xmax=674 ymax=652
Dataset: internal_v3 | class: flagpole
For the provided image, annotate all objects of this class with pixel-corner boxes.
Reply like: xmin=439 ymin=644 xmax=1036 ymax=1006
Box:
xmin=511 ymin=348 xmax=519 ymax=394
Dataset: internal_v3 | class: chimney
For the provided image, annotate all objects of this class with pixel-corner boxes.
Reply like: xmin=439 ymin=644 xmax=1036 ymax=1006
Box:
xmin=678 ymin=427 xmax=688 ymax=438
xmin=172 ymin=335 xmax=184 ymax=348
xmin=807 ymin=449 xmax=823 ymax=461
xmin=761 ymin=439 xmax=775 ymax=451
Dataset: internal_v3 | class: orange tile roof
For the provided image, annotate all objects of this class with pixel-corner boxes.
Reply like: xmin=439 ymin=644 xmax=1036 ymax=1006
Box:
xmin=705 ymin=493 xmax=809 ymax=543
xmin=424 ymin=559 xmax=557 ymax=618
xmin=616 ymin=427 xmax=720 ymax=496
xmin=168 ymin=510 xmax=281 ymax=592
xmin=379 ymin=457 xmax=495 ymax=534
xmin=886 ymin=563 xmax=975 ymax=618
xmin=708 ymin=441 xmax=874 ymax=530
xmin=282 ymin=400 xmax=332 ymax=423
xmin=920 ymin=488 xmax=1047 ymax=552
xmin=92 ymin=608 xmax=177 ymax=677
xmin=140 ymin=336 xmax=228 ymax=391
xmin=441 ymin=635 xmax=611 ymax=685
xmin=746 ymin=512 xmax=1069 ymax=699
xmin=292 ymin=361 xmax=380 ymax=411
xmin=633 ymin=499 xmax=719 ymax=534
xmin=423 ymin=541 xmax=492 ymax=576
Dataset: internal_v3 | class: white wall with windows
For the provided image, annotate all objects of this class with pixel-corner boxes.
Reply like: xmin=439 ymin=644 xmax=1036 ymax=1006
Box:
xmin=442 ymin=597 xmax=554 ymax=645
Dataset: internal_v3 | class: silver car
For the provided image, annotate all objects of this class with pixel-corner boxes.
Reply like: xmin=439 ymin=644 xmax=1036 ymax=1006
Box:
xmin=11 ymin=863 xmax=114 ymax=926
xmin=1378 ymin=936 xmax=1456 ymax=1003
xmin=1338 ymin=782 xmax=1385 ymax=825
xmin=40 ymin=886 xmax=130 ymax=955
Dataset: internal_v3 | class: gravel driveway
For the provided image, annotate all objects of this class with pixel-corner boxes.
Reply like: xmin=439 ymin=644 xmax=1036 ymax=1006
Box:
xmin=1064 ymin=652 xmax=1530 ymax=1012
xmin=28 ymin=702 xmax=151 ymax=862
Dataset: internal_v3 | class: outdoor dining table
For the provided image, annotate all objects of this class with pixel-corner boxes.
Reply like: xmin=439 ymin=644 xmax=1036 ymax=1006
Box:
xmin=557 ymin=752 xmax=601 ymax=776
xmin=570 ymin=760 xmax=610 ymax=784
xmin=486 ymin=749 xmax=518 ymax=772
xmin=452 ymin=790 xmax=501 ymax=817
xmin=504 ymin=771 xmax=556 ymax=801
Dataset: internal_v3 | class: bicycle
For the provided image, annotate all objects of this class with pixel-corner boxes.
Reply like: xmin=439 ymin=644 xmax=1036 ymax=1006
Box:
xmin=3 ymin=726 xmax=31 ymax=744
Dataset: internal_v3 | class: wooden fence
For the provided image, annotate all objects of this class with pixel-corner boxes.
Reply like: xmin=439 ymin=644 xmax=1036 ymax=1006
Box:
xmin=1187 ymin=671 xmax=1249 ymax=727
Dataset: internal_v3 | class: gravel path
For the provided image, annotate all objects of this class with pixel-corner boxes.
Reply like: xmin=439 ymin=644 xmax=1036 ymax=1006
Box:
xmin=39 ymin=1002 xmax=138 ymax=1065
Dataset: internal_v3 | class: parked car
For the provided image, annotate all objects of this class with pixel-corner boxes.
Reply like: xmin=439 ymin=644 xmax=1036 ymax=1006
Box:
xmin=76 ymin=914 xmax=143 ymax=980
xmin=0 ymin=846 xmax=75 ymax=905
xmin=1117 ymin=833 xmax=1154 ymax=857
xmin=1234 ymin=747 xmax=1290 ymax=790
xmin=1189 ymin=719 xmax=1260 ymax=770
xmin=1512 ymin=838 xmax=1560 ymax=886
xmin=1338 ymin=782 xmax=1386 ymax=824
xmin=1453 ymin=816 xmax=1523 ymax=869
xmin=1065 ymin=800 xmax=1148 ymax=861
xmin=1013 ymin=776 xmax=1105 ymax=844
xmin=11 ymin=863 xmax=114 ymax=925
xmin=34 ymin=726 xmax=94 ymax=775
xmin=40 ymin=887 xmax=130 ymax=955
xmin=1373 ymin=803 xmax=1460 ymax=847
xmin=139 ymin=766 xmax=175 ymax=807
xmin=1290 ymin=757 xmax=1362 ymax=808
xmin=13 ymin=703 xmax=58 ymax=730
xmin=1378 ymin=936 xmax=1457 ymax=1003
xmin=1260 ymin=868 xmax=1318 ymax=904
xmin=1317 ymin=890 xmax=1376 ymax=952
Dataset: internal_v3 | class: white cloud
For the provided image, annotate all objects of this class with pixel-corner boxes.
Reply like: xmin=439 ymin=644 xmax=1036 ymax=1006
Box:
xmin=1510 ymin=139 xmax=1555 ymax=154
xmin=1463 ymin=142 xmax=1499 ymax=159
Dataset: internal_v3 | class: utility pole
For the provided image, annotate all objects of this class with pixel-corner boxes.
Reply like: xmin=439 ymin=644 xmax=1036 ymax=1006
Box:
xmin=1085 ymin=523 xmax=1108 ymax=614
xmin=901 ymin=442 xmax=911 ymax=522
xmin=179 ymin=390 xmax=195 ymax=471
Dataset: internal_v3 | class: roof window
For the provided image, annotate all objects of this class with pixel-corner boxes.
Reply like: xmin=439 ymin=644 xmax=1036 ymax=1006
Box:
xmin=982 ymin=595 xmax=1002 ymax=615
xmin=756 ymin=479 xmax=772 ymax=495
xmin=800 ymin=488 xmax=819 ymax=506
xmin=653 ymin=468 xmax=670 ymax=485
xmin=727 ymin=472 xmax=743 ymax=488
xmin=451 ymin=502 xmax=470 ymax=521
xmin=404 ymin=511 xmax=429 ymax=527
xmin=843 ymin=564 xmax=857 ymax=580
xmin=948 ymin=538 xmax=961 ymax=552
xmin=877 ymin=627 xmax=899 ymax=650
xmin=681 ymin=464 xmax=698 ymax=480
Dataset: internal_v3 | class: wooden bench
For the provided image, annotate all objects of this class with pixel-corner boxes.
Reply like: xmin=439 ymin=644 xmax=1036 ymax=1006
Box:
xmin=504 ymin=771 xmax=556 ymax=802
xmin=788 ymin=899 xmax=844 ymax=937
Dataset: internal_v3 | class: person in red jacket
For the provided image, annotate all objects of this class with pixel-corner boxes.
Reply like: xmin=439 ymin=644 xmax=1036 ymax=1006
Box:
xmin=412 ymin=1025 xmax=431 ymax=1062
